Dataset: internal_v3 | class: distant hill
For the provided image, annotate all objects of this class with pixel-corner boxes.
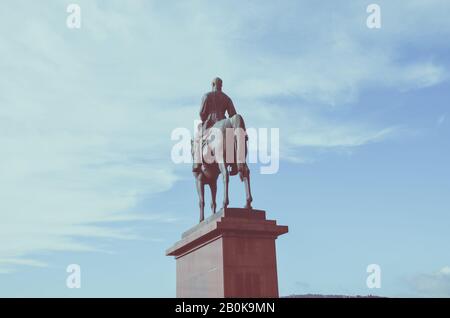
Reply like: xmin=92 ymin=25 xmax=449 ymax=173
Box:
xmin=284 ymin=294 xmax=384 ymax=298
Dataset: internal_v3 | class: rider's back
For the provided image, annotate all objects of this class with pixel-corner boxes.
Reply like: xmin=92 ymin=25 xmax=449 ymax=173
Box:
xmin=200 ymin=91 xmax=237 ymax=129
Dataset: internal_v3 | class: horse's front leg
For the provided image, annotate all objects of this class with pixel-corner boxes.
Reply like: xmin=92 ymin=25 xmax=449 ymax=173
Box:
xmin=243 ymin=166 xmax=253 ymax=209
xmin=196 ymin=176 xmax=205 ymax=222
xmin=218 ymin=163 xmax=229 ymax=209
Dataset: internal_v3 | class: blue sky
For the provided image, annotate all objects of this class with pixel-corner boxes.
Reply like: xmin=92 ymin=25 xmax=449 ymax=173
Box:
xmin=0 ymin=0 xmax=449 ymax=297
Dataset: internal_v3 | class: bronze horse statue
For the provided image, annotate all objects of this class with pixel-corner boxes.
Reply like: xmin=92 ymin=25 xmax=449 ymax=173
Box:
xmin=191 ymin=114 xmax=253 ymax=222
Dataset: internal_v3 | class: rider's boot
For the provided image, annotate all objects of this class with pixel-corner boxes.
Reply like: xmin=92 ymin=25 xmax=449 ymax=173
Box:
xmin=192 ymin=163 xmax=202 ymax=173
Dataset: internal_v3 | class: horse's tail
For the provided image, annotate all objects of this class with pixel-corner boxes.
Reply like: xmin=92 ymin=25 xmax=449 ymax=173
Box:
xmin=230 ymin=113 xmax=246 ymax=131
xmin=229 ymin=114 xmax=249 ymax=180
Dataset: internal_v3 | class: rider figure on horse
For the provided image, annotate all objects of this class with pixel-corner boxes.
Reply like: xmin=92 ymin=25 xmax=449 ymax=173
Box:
xmin=193 ymin=77 xmax=239 ymax=174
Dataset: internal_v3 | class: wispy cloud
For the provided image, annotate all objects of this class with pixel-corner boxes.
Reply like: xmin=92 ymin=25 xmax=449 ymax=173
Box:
xmin=437 ymin=114 xmax=446 ymax=127
xmin=244 ymin=102 xmax=400 ymax=163
xmin=407 ymin=267 xmax=450 ymax=297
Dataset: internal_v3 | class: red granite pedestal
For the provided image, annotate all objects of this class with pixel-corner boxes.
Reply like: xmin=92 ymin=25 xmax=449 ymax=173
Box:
xmin=166 ymin=208 xmax=288 ymax=298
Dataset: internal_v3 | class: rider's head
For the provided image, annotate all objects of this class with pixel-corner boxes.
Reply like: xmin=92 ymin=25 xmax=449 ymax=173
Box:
xmin=212 ymin=77 xmax=223 ymax=91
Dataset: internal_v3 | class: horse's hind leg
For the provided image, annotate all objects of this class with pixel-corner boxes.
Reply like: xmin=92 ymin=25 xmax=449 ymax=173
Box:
xmin=218 ymin=162 xmax=229 ymax=209
xmin=209 ymin=180 xmax=217 ymax=214
xmin=231 ymin=114 xmax=247 ymax=176
xmin=243 ymin=166 xmax=253 ymax=209
xmin=196 ymin=177 xmax=205 ymax=222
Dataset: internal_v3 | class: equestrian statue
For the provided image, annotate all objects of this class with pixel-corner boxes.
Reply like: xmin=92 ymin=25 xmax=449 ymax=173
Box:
xmin=192 ymin=77 xmax=253 ymax=222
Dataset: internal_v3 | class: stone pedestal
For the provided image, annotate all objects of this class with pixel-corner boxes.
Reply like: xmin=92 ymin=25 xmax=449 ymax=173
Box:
xmin=166 ymin=208 xmax=288 ymax=298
